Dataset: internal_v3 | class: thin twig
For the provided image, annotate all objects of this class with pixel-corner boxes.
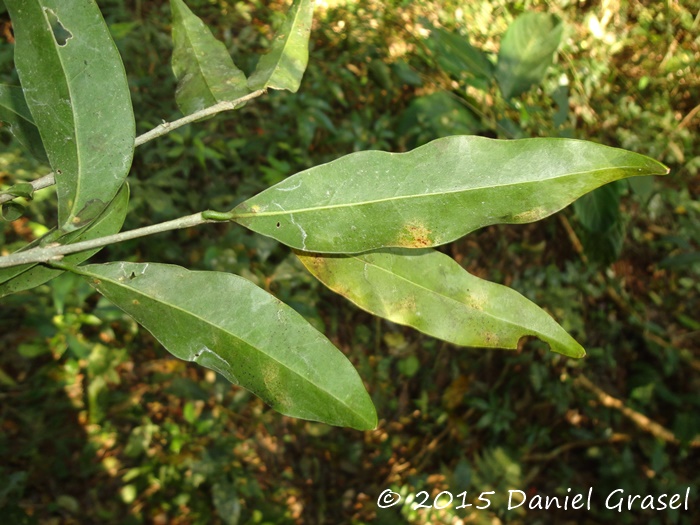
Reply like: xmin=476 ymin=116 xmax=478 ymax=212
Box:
xmin=0 ymin=89 xmax=265 ymax=205
xmin=0 ymin=172 xmax=55 ymax=205
xmin=134 ymin=89 xmax=265 ymax=147
xmin=523 ymin=434 xmax=631 ymax=463
xmin=0 ymin=212 xmax=216 ymax=268
xmin=574 ymin=374 xmax=700 ymax=447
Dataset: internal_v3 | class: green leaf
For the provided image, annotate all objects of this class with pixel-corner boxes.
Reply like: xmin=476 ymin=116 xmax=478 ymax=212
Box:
xmin=247 ymin=0 xmax=314 ymax=93
xmin=496 ymin=12 xmax=564 ymax=99
xmin=573 ymin=181 xmax=626 ymax=265
xmin=6 ymin=0 xmax=135 ymax=231
xmin=0 ymin=184 xmax=129 ymax=298
xmin=425 ymin=25 xmax=494 ymax=85
xmin=170 ymin=0 xmax=248 ymax=115
xmin=1 ymin=202 xmax=24 ymax=222
xmin=298 ymin=249 xmax=585 ymax=358
xmin=2 ymin=182 xmax=34 ymax=200
xmin=0 ymin=84 xmax=48 ymax=163
xmin=69 ymin=262 xmax=377 ymax=430
xmin=573 ymin=181 xmax=625 ymax=232
xmin=232 ymin=136 xmax=669 ymax=254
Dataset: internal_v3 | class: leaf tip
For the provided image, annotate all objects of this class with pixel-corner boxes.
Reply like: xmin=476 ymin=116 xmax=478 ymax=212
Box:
xmin=553 ymin=340 xmax=586 ymax=359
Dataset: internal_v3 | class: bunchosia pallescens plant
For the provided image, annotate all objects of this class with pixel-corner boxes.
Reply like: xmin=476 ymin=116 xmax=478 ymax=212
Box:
xmin=0 ymin=0 xmax=668 ymax=430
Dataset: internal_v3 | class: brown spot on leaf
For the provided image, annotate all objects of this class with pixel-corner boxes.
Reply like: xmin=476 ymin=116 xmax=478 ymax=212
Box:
xmin=482 ymin=331 xmax=500 ymax=346
xmin=398 ymin=222 xmax=433 ymax=248
xmin=512 ymin=207 xmax=547 ymax=223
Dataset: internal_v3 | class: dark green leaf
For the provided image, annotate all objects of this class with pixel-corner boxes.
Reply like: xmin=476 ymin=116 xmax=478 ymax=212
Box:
xmin=6 ymin=0 xmax=135 ymax=231
xmin=0 ymin=184 xmax=129 ymax=298
xmin=0 ymin=84 xmax=48 ymax=162
xmin=170 ymin=0 xmax=248 ymax=115
xmin=298 ymin=249 xmax=585 ymax=358
xmin=551 ymin=84 xmax=569 ymax=128
xmin=2 ymin=182 xmax=34 ymax=200
xmin=573 ymin=181 xmax=624 ymax=233
xmin=233 ymin=136 xmax=669 ymax=253
xmin=573 ymin=181 xmax=627 ymax=265
xmin=247 ymin=0 xmax=314 ymax=93
xmin=70 ymin=262 xmax=377 ymax=430
xmin=399 ymin=91 xmax=482 ymax=147
xmin=1 ymin=202 xmax=24 ymax=222
xmin=426 ymin=25 xmax=494 ymax=84
xmin=496 ymin=13 xmax=564 ymax=99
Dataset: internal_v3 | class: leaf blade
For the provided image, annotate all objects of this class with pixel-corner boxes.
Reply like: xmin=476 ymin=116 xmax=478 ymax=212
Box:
xmin=298 ymin=248 xmax=585 ymax=357
xmin=170 ymin=0 xmax=248 ymax=115
xmin=247 ymin=0 xmax=315 ymax=93
xmin=233 ymin=136 xmax=669 ymax=253
xmin=73 ymin=262 xmax=377 ymax=430
xmin=6 ymin=0 xmax=135 ymax=231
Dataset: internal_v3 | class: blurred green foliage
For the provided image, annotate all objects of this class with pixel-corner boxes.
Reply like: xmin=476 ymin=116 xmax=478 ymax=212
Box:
xmin=1 ymin=0 xmax=698 ymax=523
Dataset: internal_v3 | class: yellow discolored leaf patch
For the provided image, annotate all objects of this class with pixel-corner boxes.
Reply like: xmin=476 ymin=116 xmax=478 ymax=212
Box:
xmin=512 ymin=206 xmax=547 ymax=223
xmin=398 ymin=222 xmax=434 ymax=248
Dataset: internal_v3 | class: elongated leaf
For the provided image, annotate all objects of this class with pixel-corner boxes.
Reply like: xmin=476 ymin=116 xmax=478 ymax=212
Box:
xmin=6 ymin=0 xmax=135 ymax=231
xmin=0 ymin=84 xmax=48 ymax=162
xmin=0 ymin=184 xmax=129 ymax=298
xmin=170 ymin=0 xmax=248 ymax=115
xmin=70 ymin=262 xmax=377 ymax=430
xmin=298 ymin=249 xmax=585 ymax=357
xmin=496 ymin=12 xmax=564 ymax=99
xmin=247 ymin=0 xmax=314 ymax=93
xmin=233 ymin=136 xmax=669 ymax=253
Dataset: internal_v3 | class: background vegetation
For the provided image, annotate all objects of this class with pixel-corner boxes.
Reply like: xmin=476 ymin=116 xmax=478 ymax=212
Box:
xmin=1 ymin=0 xmax=698 ymax=523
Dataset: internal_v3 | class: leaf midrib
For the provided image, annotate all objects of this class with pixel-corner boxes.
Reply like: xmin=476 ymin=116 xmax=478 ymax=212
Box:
xmin=238 ymin=165 xmax=643 ymax=218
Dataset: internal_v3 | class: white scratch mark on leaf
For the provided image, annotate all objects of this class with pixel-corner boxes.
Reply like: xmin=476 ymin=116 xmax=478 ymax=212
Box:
xmin=276 ymin=180 xmax=302 ymax=192
xmin=289 ymin=214 xmax=307 ymax=250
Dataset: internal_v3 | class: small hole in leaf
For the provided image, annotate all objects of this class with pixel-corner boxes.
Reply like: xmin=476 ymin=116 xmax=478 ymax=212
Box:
xmin=45 ymin=9 xmax=72 ymax=46
xmin=276 ymin=222 xmax=281 ymax=228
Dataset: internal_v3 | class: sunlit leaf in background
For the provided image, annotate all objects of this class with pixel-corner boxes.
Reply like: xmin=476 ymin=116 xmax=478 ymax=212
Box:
xmin=496 ymin=12 xmax=564 ymax=99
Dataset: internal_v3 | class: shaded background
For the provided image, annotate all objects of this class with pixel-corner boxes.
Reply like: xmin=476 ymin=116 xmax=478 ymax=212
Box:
xmin=1 ymin=0 xmax=698 ymax=523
